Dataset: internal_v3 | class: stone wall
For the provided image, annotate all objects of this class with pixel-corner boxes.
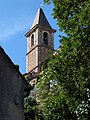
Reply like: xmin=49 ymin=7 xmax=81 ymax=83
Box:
xmin=26 ymin=27 xmax=54 ymax=74
xmin=0 ymin=47 xmax=24 ymax=120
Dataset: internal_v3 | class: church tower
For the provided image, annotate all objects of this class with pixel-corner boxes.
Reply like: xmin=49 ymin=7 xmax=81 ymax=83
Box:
xmin=25 ymin=8 xmax=56 ymax=77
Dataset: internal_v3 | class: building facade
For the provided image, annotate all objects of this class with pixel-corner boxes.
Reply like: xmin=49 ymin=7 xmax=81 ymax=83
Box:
xmin=25 ymin=8 xmax=56 ymax=79
xmin=0 ymin=46 xmax=25 ymax=120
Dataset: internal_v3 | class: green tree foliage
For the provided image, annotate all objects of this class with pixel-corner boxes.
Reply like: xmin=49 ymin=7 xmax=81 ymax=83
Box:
xmin=24 ymin=97 xmax=37 ymax=120
xmin=24 ymin=96 xmax=44 ymax=120
xmin=37 ymin=0 xmax=90 ymax=120
xmin=24 ymin=78 xmax=44 ymax=120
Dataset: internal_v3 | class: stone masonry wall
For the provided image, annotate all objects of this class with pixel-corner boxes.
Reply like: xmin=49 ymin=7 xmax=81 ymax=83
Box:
xmin=0 ymin=49 xmax=24 ymax=120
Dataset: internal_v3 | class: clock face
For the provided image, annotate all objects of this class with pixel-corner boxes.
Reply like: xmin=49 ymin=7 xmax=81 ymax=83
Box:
xmin=0 ymin=94 xmax=9 ymax=114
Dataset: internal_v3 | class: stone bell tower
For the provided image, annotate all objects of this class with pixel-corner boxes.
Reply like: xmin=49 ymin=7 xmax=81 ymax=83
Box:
xmin=25 ymin=8 xmax=56 ymax=77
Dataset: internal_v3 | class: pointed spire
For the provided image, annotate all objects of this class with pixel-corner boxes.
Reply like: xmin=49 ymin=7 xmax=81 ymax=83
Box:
xmin=25 ymin=8 xmax=56 ymax=37
xmin=31 ymin=8 xmax=52 ymax=29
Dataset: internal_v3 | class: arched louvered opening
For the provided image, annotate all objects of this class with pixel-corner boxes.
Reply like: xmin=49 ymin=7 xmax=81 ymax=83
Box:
xmin=43 ymin=32 xmax=48 ymax=45
xmin=31 ymin=34 xmax=34 ymax=47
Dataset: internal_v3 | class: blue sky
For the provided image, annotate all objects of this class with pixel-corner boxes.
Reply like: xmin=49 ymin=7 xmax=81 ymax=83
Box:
xmin=0 ymin=0 xmax=65 ymax=74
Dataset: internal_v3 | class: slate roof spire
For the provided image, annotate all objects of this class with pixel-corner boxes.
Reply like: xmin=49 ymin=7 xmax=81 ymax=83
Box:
xmin=31 ymin=8 xmax=52 ymax=29
xmin=25 ymin=8 xmax=56 ymax=37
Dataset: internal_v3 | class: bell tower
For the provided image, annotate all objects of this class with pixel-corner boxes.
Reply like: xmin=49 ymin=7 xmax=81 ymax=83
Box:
xmin=25 ymin=8 xmax=56 ymax=76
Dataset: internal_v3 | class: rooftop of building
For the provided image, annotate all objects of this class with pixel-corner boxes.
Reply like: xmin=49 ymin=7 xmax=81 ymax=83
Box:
xmin=25 ymin=8 xmax=56 ymax=37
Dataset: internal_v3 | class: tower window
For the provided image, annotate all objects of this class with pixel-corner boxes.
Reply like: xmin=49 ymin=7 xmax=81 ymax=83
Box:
xmin=43 ymin=32 xmax=48 ymax=45
xmin=31 ymin=34 xmax=34 ymax=47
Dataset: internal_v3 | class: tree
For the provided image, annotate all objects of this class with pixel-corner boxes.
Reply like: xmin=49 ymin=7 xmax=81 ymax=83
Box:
xmin=24 ymin=77 xmax=44 ymax=120
xmin=24 ymin=97 xmax=38 ymax=120
xmin=37 ymin=0 xmax=90 ymax=120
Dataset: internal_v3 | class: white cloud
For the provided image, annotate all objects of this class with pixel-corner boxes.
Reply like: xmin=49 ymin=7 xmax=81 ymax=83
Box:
xmin=0 ymin=16 xmax=32 ymax=42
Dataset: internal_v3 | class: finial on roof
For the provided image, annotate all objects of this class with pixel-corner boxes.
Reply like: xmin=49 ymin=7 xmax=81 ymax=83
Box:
xmin=40 ymin=1 xmax=43 ymax=8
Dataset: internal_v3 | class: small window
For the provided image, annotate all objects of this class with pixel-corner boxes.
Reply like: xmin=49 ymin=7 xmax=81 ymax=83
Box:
xmin=31 ymin=34 xmax=34 ymax=47
xmin=43 ymin=32 xmax=48 ymax=45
